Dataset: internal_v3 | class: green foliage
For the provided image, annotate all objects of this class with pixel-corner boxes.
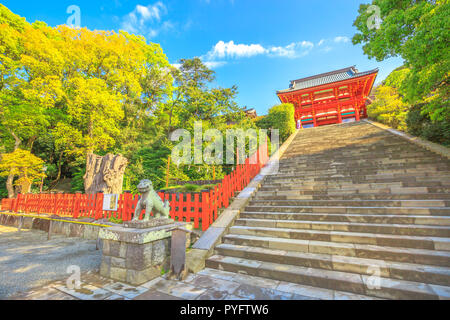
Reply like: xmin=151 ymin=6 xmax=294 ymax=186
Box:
xmin=367 ymin=69 xmax=411 ymax=131
xmin=256 ymin=104 xmax=295 ymax=142
xmin=406 ymin=105 xmax=450 ymax=146
xmin=352 ymin=0 xmax=449 ymax=122
xmin=368 ymin=67 xmax=450 ymax=146
xmin=0 ymin=5 xmax=253 ymax=197
xmin=0 ymin=149 xmax=45 ymax=193
xmin=160 ymin=183 xmax=218 ymax=193
xmin=70 ymin=166 xmax=85 ymax=193
xmin=108 ymin=216 xmax=123 ymax=225
xmin=0 ymin=176 xmax=7 ymax=198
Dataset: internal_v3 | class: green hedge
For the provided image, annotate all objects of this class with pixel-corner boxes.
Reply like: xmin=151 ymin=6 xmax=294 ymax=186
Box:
xmin=406 ymin=105 xmax=450 ymax=147
xmin=255 ymin=103 xmax=295 ymax=142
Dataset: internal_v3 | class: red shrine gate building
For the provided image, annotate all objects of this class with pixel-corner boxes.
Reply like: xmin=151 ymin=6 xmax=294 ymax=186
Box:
xmin=277 ymin=66 xmax=378 ymax=128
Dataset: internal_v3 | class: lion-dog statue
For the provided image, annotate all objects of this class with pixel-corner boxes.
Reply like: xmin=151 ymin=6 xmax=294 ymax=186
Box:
xmin=132 ymin=179 xmax=170 ymax=221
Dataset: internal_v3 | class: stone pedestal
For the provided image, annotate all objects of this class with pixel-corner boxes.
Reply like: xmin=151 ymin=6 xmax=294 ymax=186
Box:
xmin=99 ymin=219 xmax=190 ymax=286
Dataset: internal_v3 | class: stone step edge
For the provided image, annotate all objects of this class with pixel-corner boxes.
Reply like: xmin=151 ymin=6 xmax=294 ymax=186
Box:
xmin=206 ymin=254 xmax=449 ymax=300
xmin=215 ymin=243 xmax=450 ymax=286
xmin=198 ymin=267 xmax=382 ymax=300
xmin=229 ymin=225 xmax=450 ymax=251
xmin=235 ymin=218 xmax=450 ymax=232
xmin=246 ymin=205 xmax=450 ymax=211
xmin=254 ymin=193 xmax=450 ymax=198
xmin=250 ymin=199 xmax=450 ymax=207
xmin=222 ymin=233 xmax=450 ymax=266
xmin=241 ymin=212 xmax=450 ymax=226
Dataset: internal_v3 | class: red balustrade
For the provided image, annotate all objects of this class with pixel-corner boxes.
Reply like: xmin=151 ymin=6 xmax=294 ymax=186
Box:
xmin=0 ymin=139 xmax=269 ymax=231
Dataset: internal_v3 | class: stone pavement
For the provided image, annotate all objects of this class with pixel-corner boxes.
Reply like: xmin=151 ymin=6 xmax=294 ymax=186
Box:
xmin=1 ymin=222 xmax=380 ymax=300
xmin=9 ymin=267 xmax=380 ymax=300
xmin=0 ymin=225 xmax=101 ymax=299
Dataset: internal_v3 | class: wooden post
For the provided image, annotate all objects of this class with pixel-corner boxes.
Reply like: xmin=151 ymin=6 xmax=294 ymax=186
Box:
xmin=201 ymin=192 xmax=210 ymax=231
xmin=170 ymin=228 xmax=187 ymax=280
xmin=47 ymin=219 xmax=53 ymax=240
xmin=166 ymin=156 xmax=171 ymax=188
xmin=212 ymin=166 xmax=216 ymax=180
xmin=18 ymin=215 xmax=24 ymax=232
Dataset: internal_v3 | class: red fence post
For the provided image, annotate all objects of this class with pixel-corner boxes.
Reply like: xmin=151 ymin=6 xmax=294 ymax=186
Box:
xmin=73 ymin=193 xmax=80 ymax=219
xmin=193 ymin=193 xmax=200 ymax=229
xmin=201 ymin=192 xmax=210 ymax=231
xmin=95 ymin=193 xmax=104 ymax=220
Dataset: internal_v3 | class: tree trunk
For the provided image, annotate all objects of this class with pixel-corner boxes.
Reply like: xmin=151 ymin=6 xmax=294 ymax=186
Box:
xmin=6 ymin=130 xmax=21 ymax=198
xmin=83 ymin=153 xmax=128 ymax=194
xmin=50 ymin=151 xmax=63 ymax=188
xmin=6 ymin=174 xmax=15 ymax=198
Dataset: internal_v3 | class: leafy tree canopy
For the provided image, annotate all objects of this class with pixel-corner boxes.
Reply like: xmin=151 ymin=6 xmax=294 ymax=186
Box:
xmin=353 ymin=0 xmax=449 ymax=122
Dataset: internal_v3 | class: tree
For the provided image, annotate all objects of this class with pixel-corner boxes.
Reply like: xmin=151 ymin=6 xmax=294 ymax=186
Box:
xmin=352 ymin=0 xmax=449 ymax=122
xmin=367 ymin=67 xmax=410 ymax=131
xmin=256 ymin=103 xmax=295 ymax=142
xmin=0 ymin=4 xmax=250 ymax=197
xmin=0 ymin=149 xmax=45 ymax=195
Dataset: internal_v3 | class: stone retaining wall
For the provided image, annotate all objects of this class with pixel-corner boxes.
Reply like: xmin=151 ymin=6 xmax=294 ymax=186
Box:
xmin=0 ymin=213 xmax=110 ymax=240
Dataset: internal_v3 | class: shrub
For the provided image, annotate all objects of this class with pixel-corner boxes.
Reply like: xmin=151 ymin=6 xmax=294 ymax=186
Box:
xmin=256 ymin=103 xmax=295 ymax=142
xmin=367 ymin=85 xmax=409 ymax=131
xmin=406 ymin=105 xmax=450 ymax=147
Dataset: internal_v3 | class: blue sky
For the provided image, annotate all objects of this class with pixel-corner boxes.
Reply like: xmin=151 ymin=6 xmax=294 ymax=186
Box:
xmin=3 ymin=0 xmax=404 ymax=115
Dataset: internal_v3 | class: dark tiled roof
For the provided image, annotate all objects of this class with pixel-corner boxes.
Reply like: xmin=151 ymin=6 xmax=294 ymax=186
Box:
xmin=277 ymin=66 xmax=378 ymax=93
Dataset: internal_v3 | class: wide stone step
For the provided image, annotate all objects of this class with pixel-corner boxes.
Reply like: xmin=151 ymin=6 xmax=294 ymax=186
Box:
xmin=245 ymin=205 xmax=450 ymax=216
xmin=249 ymin=199 xmax=450 ymax=208
xmin=264 ymin=178 xmax=450 ymax=187
xmin=229 ymin=225 xmax=450 ymax=250
xmin=206 ymin=255 xmax=450 ymax=299
xmin=279 ymin=159 xmax=450 ymax=169
xmin=282 ymin=152 xmax=442 ymax=163
xmin=235 ymin=218 xmax=450 ymax=237
xmin=215 ymin=243 xmax=450 ymax=286
xmin=260 ymin=182 xmax=450 ymax=194
xmin=259 ymin=185 xmax=450 ymax=195
xmin=223 ymin=234 xmax=450 ymax=267
xmin=197 ymin=268 xmax=380 ymax=300
xmin=266 ymin=169 xmax=450 ymax=183
xmin=277 ymin=165 xmax=450 ymax=175
xmin=269 ymin=173 xmax=450 ymax=183
xmin=254 ymin=192 xmax=450 ymax=200
xmin=281 ymin=156 xmax=444 ymax=167
xmin=241 ymin=212 xmax=450 ymax=226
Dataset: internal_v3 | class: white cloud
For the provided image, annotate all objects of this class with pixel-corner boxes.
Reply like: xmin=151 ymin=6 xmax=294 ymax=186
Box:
xmin=197 ymin=36 xmax=348 ymax=68
xmin=135 ymin=3 xmax=165 ymax=21
xmin=268 ymin=41 xmax=313 ymax=58
xmin=205 ymin=40 xmax=267 ymax=60
xmin=334 ymin=36 xmax=350 ymax=43
xmin=204 ymin=61 xmax=227 ymax=69
xmin=121 ymin=2 xmax=168 ymax=39
xmin=204 ymin=40 xmax=314 ymax=61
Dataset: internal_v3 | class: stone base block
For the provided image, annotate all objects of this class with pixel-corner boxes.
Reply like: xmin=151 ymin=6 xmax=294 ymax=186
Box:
xmin=99 ymin=221 xmax=186 ymax=285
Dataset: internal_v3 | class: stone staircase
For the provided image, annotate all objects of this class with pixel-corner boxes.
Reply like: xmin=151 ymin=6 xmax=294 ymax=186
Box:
xmin=206 ymin=121 xmax=450 ymax=300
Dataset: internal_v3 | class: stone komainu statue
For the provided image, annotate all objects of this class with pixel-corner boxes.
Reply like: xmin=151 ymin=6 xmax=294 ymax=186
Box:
xmin=132 ymin=179 xmax=171 ymax=221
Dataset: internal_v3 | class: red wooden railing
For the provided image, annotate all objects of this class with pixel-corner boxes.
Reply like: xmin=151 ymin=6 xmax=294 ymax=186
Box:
xmin=0 ymin=139 xmax=269 ymax=231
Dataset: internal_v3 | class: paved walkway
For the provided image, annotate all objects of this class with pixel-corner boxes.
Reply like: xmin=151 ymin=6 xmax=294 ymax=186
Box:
xmin=0 ymin=225 xmax=101 ymax=299
xmin=9 ymin=266 xmax=378 ymax=300
xmin=1 ymin=225 xmax=378 ymax=300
